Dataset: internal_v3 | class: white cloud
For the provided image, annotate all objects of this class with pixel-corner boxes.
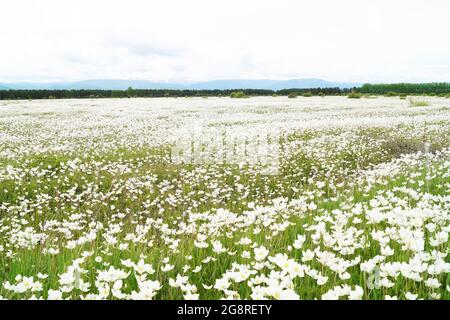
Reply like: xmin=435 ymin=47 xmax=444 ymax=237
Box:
xmin=0 ymin=0 xmax=449 ymax=82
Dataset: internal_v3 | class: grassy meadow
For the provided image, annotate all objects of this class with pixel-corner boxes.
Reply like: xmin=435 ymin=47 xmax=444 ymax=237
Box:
xmin=0 ymin=96 xmax=449 ymax=300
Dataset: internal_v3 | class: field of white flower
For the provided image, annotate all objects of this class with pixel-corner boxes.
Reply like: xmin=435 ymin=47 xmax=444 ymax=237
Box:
xmin=0 ymin=96 xmax=449 ymax=300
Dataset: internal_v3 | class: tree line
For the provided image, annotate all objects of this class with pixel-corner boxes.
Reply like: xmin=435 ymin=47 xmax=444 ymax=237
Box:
xmin=0 ymin=83 xmax=448 ymax=100
xmin=357 ymin=82 xmax=450 ymax=95
xmin=0 ymin=87 xmax=351 ymax=100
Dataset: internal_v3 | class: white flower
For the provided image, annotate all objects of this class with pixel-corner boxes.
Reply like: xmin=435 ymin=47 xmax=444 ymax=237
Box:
xmin=47 ymin=289 xmax=63 ymax=300
xmin=254 ymin=246 xmax=269 ymax=261
xmin=134 ymin=259 xmax=155 ymax=274
xmin=293 ymin=234 xmax=306 ymax=249
xmin=302 ymin=249 xmax=315 ymax=262
xmin=161 ymin=264 xmax=174 ymax=272
xmin=21 ymin=276 xmax=34 ymax=291
xmin=381 ymin=246 xmax=394 ymax=256
xmin=214 ymin=278 xmax=230 ymax=291
xmin=59 ymin=272 xmax=74 ymax=286
xmin=192 ymin=266 xmax=202 ymax=273
xmin=97 ymin=283 xmax=110 ymax=298
xmin=212 ymin=241 xmax=226 ymax=254
xmin=286 ymin=261 xmax=304 ymax=277
xmin=316 ymin=276 xmax=328 ymax=286
xmin=322 ymin=290 xmax=339 ymax=300
xmin=47 ymin=247 xmax=60 ymax=255
xmin=169 ymin=274 xmax=188 ymax=288
xmin=405 ymin=292 xmax=418 ymax=300
xmin=121 ymin=259 xmax=134 ymax=268
xmin=278 ymin=289 xmax=300 ymax=300
xmin=349 ymin=286 xmax=363 ymax=300
xmin=184 ymin=292 xmax=199 ymax=300
xmin=37 ymin=273 xmax=48 ymax=280
xmin=380 ymin=277 xmax=394 ymax=288
xmin=113 ymin=280 xmax=123 ymax=291
xmin=238 ymin=237 xmax=252 ymax=245
xmin=424 ymin=278 xmax=440 ymax=289
xmin=97 ymin=266 xmax=129 ymax=283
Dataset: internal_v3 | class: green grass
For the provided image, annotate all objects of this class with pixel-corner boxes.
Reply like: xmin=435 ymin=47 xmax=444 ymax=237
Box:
xmin=230 ymin=91 xmax=249 ymax=98
xmin=408 ymin=97 xmax=430 ymax=107
xmin=0 ymin=122 xmax=449 ymax=300
xmin=348 ymin=92 xmax=362 ymax=99
xmin=1 ymin=158 xmax=448 ymax=299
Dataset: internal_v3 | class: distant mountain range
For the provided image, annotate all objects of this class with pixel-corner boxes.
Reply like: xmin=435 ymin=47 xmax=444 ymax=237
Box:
xmin=0 ymin=78 xmax=360 ymax=90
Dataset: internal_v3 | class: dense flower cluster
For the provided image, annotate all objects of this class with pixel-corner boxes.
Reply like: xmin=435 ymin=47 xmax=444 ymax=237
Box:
xmin=0 ymin=96 xmax=449 ymax=299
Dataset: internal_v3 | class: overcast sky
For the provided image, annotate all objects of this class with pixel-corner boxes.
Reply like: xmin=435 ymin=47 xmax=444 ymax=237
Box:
xmin=1 ymin=0 xmax=449 ymax=83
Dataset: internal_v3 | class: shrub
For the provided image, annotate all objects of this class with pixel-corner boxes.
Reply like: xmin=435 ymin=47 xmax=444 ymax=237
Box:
xmin=230 ymin=91 xmax=249 ymax=98
xmin=127 ymin=86 xmax=135 ymax=98
xmin=385 ymin=91 xmax=398 ymax=97
xmin=348 ymin=92 xmax=362 ymax=99
xmin=288 ymin=93 xmax=298 ymax=99
xmin=408 ymin=97 xmax=430 ymax=107
xmin=111 ymin=90 xmax=123 ymax=98
xmin=302 ymin=92 xmax=313 ymax=97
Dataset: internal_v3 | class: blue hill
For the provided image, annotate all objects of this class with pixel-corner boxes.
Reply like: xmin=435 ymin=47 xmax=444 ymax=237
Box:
xmin=0 ymin=79 xmax=360 ymax=90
